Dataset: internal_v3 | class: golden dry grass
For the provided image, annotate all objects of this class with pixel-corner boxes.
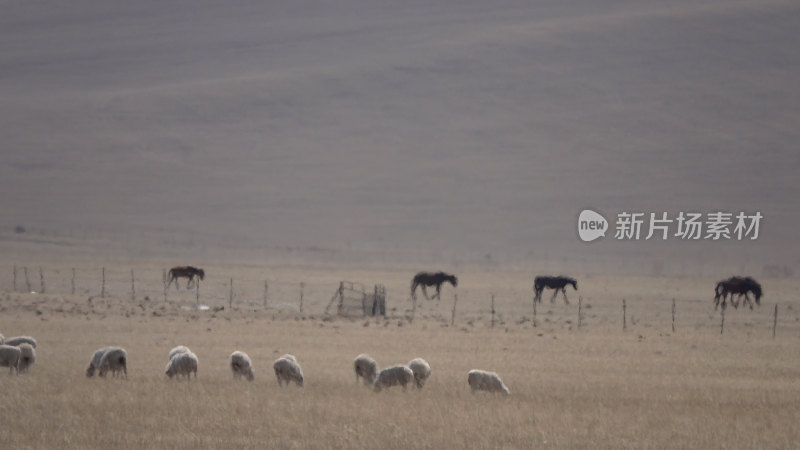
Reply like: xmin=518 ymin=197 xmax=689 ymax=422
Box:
xmin=2 ymin=263 xmax=800 ymax=449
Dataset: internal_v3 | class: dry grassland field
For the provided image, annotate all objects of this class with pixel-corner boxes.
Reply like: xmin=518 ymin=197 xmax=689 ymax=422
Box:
xmin=3 ymin=0 xmax=800 ymax=448
xmin=2 ymin=261 xmax=800 ymax=449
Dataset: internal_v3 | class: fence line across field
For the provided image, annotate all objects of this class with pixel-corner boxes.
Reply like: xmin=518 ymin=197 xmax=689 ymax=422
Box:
xmin=3 ymin=265 xmax=797 ymax=337
xmin=8 ymin=266 xmax=310 ymax=310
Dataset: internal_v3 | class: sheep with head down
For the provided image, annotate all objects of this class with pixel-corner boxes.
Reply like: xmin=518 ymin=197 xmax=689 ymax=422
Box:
xmin=98 ymin=347 xmax=128 ymax=379
xmin=373 ymin=365 xmax=414 ymax=392
xmin=87 ymin=347 xmax=115 ymax=377
xmin=273 ymin=354 xmax=303 ymax=387
xmin=354 ymin=354 xmax=378 ymax=386
xmin=230 ymin=351 xmax=254 ymax=381
xmin=408 ymin=358 xmax=431 ymax=389
xmin=166 ymin=351 xmax=198 ymax=380
xmin=0 ymin=344 xmax=21 ymax=375
xmin=467 ymin=369 xmax=510 ymax=395
xmin=17 ymin=343 xmax=35 ymax=373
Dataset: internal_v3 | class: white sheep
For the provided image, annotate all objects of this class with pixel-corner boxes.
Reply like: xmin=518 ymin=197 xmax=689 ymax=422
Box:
xmin=354 ymin=354 xmax=378 ymax=385
xmin=467 ymin=369 xmax=510 ymax=395
xmin=4 ymin=336 xmax=37 ymax=348
xmin=0 ymin=344 xmax=21 ymax=375
xmin=168 ymin=345 xmax=191 ymax=361
xmin=166 ymin=351 xmax=198 ymax=380
xmin=273 ymin=354 xmax=303 ymax=387
xmin=86 ymin=346 xmax=115 ymax=377
xmin=98 ymin=347 xmax=128 ymax=379
xmin=17 ymin=343 xmax=35 ymax=373
xmin=373 ymin=365 xmax=414 ymax=392
xmin=408 ymin=358 xmax=431 ymax=389
xmin=230 ymin=351 xmax=254 ymax=381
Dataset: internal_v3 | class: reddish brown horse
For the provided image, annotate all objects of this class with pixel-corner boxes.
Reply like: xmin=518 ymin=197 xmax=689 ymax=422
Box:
xmin=411 ymin=272 xmax=458 ymax=300
xmin=714 ymin=276 xmax=762 ymax=310
xmin=167 ymin=266 xmax=205 ymax=289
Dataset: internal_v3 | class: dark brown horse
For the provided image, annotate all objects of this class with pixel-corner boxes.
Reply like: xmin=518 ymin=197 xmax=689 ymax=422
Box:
xmin=411 ymin=272 xmax=458 ymax=300
xmin=167 ymin=266 xmax=205 ymax=289
xmin=714 ymin=276 xmax=762 ymax=310
xmin=533 ymin=275 xmax=577 ymax=304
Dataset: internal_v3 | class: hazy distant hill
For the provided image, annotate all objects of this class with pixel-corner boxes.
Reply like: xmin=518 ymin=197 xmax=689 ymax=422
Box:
xmin=1 ymin=0 xmax=798 ymax=270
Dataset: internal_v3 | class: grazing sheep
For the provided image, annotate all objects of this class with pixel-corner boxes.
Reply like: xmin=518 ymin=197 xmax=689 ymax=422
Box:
xmin=273 ymin=354 xmax=303 ymax=387
xmin=4 ymin=336 xmax=37 ymax=348
xmin=354 ymin=354 xmax=378 ymax=385
xmin=166 ymin=351 xmax=198 ymax=380
xmin=373 ymin=365 xmax=414 ymax=392
xmin=0 ymin=344 xmax=21 ymax=375
xmin=98 ymin=347 xmax=128 ymax=379
xmin=17 ymin=343 xmax=35 ymax=373
xmin=168 ymin=345 xmax=191 ymax=361
xmin=230 ymin=351 xmax=254 ymax=381
xmin=86 ymin=346 xmax=115 ymax=377
xmin=467 ymin=370 xmax=510 ymax=395
xmin=408 ymin=358 xmax=431 ymax=388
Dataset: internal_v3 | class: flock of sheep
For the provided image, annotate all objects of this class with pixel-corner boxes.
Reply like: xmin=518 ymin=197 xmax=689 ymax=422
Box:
xmin=1 ymin=333 xmax=510 ymax=395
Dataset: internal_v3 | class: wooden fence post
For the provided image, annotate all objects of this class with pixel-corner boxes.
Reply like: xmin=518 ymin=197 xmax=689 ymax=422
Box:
xmin=720 ymin=306 xmax=725 ymax=335
xmin=24 ymin=267 xmax=31 ymax=293
xmin=491 ymin=294 xmax=496 ymax=328
xmin=370 ymin=284 xmax=385 ymax=317
xmin=229 ymin=278 xmax=234 ymax=309
xmin=532 ymin=296 xmax=537 ymax=328
xmin=578 ymin=296 xmax=582 ymax=328
xmin=451 ymin=294 xmax=458 ymax=326
xmin=299 ymin=282 xmax=305 ymax=312
xmin=622 ymin=298 xmax=627 ymax=331
xmin=195 ymin=278 xmax=200 ymax=305
xmin=101 ymin=267 xmax=106 ymax=298
xmin=341 ymin=282 xmax=347 ymax=312
xmin=773 ymin=304 xmax=778 ymax=339
xmin=13 ymin=265 xmax=17 ymax=292
xmin=263 ymin=281 xmax=269 ymax=308
xmin=39 ymin=267 xmax=45 ymax=293
xmin=71 ymin=268 xmax=76 ymax=295
xmin=338 ymin=282 xmax=344 ymax=314
xmin=162 ymin=269 xmax=168 ymax=302
xmin=411 ymin=295 xmax=417 ymax=323
xmin=672 ymin=298 xmax=676 ymax=333
xmin=131 ymin=270 xmax=136 ymax=301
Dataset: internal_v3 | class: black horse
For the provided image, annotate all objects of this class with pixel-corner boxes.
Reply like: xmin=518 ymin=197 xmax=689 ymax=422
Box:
xmin=167 ymin=266 xmax=205 ymax=289
xmin=411 ymin=271 xmax=458 ymax=300
xmin=533 ymin=275 xmax=577 ymax=304
xmin=714 ymin=276 xmax=762 ymax=310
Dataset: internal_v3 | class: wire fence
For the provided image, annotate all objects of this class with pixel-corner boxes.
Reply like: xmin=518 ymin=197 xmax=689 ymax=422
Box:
xmin=7 ymin=265 xmax=318 ymax=311
xmin=3 ymin=264 xmax=799 ymax=338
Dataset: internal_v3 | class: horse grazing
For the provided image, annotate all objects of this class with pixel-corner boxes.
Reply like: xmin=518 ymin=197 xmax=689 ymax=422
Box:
xmin=410 ymin=272 xmax=458 ymax=300
xmin=714 ymin=276 xmax=762 ymax=310
xmin=167 ymin=266 xmax=205 ymax=290
xmin=533 ymin=276 xmax=577 ymax=304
